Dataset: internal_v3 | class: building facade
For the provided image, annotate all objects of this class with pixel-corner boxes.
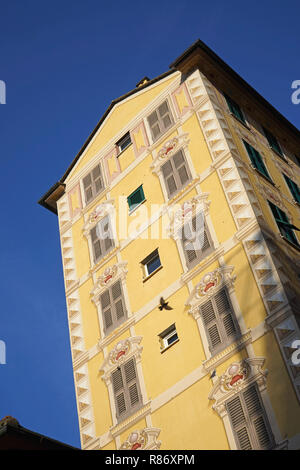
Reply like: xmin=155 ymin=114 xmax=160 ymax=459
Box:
xmin=39 ymin=40 xmax=300 ymax=450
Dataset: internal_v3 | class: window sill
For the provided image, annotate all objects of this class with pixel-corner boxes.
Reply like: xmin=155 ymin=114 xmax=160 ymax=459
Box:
xmin=142 ymin=265 xmax=163 ymax=283
xmin=128 ymin=198 xmax=146 ymax=215
xmin=160 ymin=338 xmax=179 ymax=354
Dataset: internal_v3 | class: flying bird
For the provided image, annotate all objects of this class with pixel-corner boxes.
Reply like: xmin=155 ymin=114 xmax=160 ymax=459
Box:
xmin=159 ymin=297 xmax=173 ymax=311
xmin=210 ymin=369 xmax=216 ymax=379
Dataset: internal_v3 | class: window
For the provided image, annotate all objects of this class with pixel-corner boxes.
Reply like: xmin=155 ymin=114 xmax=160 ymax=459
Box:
xmin=100 ymin=279 xmax=127 ymax=335
xmin=158 ymin=324 xmax=179 ymax=352
xmin=141 ymin=249 xmax=161 ymax=279
xmin=243 ymin=140 xmax=271 ymax=180
xmin=226 ymin=384 xmax=274 ymax=450
xmin=200 ymin=288 xmax=240 ymax=354
xmin=263 ymin=127 xmax=284 ymax=157
xmin=90 ymin=215 xmax=115 ymax=263
xmin=127 ymin=185 xmax=145 ymax=212
xmin=82 ymin=164 xmax=104 ymax=204
xmin=181 ymin=212 xmax=213 ymax=269
xmin=224 ymin=94 xmax=246 ymax=124
xmin=111 ymin=357 xmax=142 ymax=422
xmin=268 ymin=201 xmax=299 ymax=246
xmin=161 ymin=149 xmax=192 ymax=199
xmin=283 ymin=173 xmax=300 ymax=203
xmin=147 ymin=100 xmax=173 ymax=141
xmin=117 ymin=132 xmax=131 ymax=153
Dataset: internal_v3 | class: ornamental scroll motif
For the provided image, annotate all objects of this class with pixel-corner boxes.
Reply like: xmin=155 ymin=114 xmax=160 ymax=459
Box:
xmin=90 ymin=261 xmax=128 ymax=301
xmin=119 ymin=428 xmax=161 ymax=450
xmin=208 ymin=357 xmax=268 ymax=416
xmin=186 ymin=266 xmax=236 ymax=316
xmin=151 ymin=133 xmax=190 ymax=174
xmin=83 ymin=199 xmax=115 ymax=236
xmin=167 ymin=193 xmax=211 ymax=240
xmin=100 ymin=336 xmax=143 ymax=382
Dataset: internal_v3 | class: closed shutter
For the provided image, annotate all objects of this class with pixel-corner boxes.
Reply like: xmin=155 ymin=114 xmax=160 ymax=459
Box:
xmin=90 ymin=216 xmax=114 ymax=263
xmin=111 ymin=358 xmax=142 ymax=422
xmin=215 ymin=289 xmax=237 ymax=340
xmin=100 ymin=290 xmax=113 ymax=333
xmin=100 ymin=280 xmax=127 ymax=335
xmin=243 ymin=141 xmax=271 ymax=180
xmin=83 ymin=173 xmax=93 ymax=204
xmin=111 ymin=368 xmax=127 ymax=418
xmin=147 ymin=100 xmax=173 ymax=141
xmin=226 ymin=385 xmax=274 ymax=450
xmin=161 ymin=150 xmax=191 ymax=199
xmin=181 ymin=213 xmax=213 ymax=268
xmin=111 ymin=280 xmax=126 ymax=322
xmin=227 ymin=395 xmax=252 ymax=450
xmin=91 ymin=226 xmax=102 ymax=262
xmin=268 ymin=201 xmax=299 ymax=245
xmin=200 ymin=288 xmax=239 ymax=354
xmin=283 ymin=174 xmax=300 ymax=203
xmin=263 ymin=127 xmax=283 ymax=156
xmin=162 ymin=160 xmax=178 ymax=197
xmin=124 ymin=358 xmax=141 ymax=409
xmin=200 ymin=299 xmax=222 ymax=351
xmin=243 ymin=385 xmax=273 ymax=450
xmin=83 ymin=164 xmax=104 ymax=204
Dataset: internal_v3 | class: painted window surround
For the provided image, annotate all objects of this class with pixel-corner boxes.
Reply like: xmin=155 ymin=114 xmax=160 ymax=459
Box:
xmin=186 ymin=265 xmax=248 ymax=361
xmin=208 ymin=358 xmax=284 ymax=450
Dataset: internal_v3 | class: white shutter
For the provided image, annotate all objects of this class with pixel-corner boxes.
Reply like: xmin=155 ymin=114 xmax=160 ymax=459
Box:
xmin=124 ymin=358 xmax=141 ymax=409
xmin=227 ymin=385 xmax=274 ymax=450
xmin=83 ymin=164 xmax=104 ymax=204
xmin=226 ymin=395 xmax=252 ymax=450
xmin=200 ymin=299 xmax=222 ymax=351
xmin=111 ymin=368 xmax=127 ymax=418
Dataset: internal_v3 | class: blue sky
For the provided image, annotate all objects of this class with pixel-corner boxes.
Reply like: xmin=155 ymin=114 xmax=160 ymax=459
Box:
xmin=0 ymin=0 xmax=299 ymax=448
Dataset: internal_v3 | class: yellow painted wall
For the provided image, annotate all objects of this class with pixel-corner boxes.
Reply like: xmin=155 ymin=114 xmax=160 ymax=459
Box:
xmin=67 ymin=74 xmax=179 ymax=180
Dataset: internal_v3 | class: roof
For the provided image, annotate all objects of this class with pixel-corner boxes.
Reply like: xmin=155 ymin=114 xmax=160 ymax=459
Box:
xmin=38 ymin=39 xmax=300 ymax=215
xmin=0 ymin=416 xmax=78 ymax=450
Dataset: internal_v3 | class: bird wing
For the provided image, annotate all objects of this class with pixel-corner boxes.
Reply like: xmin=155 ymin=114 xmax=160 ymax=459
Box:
xmin=164 ymin=304 xmax=173 ymax=310
xmin=160 ymin=297 xmax=164 ymax=306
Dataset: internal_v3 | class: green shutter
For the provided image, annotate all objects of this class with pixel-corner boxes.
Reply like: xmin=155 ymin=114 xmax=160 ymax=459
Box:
xmin=263 ymin=127 xmax=283 ymax=156
xmin=224 ymin=94 xmax=246 ymax=123
xmin=283 ymin=174 xmax=300 ymax=203
xmin=127 ymin=185 xmax=145 ymax=211
xmin=268 ymin=201 xmax=299 ymax=245
xmin=243 ymin=141 xmax=271 ymax=180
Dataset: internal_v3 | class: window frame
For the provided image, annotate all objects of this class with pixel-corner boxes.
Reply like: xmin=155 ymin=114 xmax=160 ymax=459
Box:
xmin=226 ymin=383 xmax=274 ymax=450
xmin=262 ymin=127 xmax=285 ymax=158
xmin=127 ymin=185 xmax=146 ymax=213
xmin=82 ymin=163 xmax=105 ymax=205
xmin=243 ymin=140 xmax=272 ymax=181
xmin=111 ymin=357 xmax=143 ymax=423
xmin=90 ymin=215 xmax=115 ymax=264
xmin=116 ymin=132 xmax=132 ymax=154
xmin=180 ymin=212 xmax=214 ymax=270
xmin=158 ymin=323 xmax=179 ymax=352
xmin=161 ymin=149 xmax=192 ymax=200
xmin=100 ymin=279 xmax=127 ymax=336
xmin=199 ymin=287 xmax=241 ymax=355
xmin=147 ymin=100 xmax=173 ymax=142
xmin=141 ymin=248 xmax=162 ymax=280
xmin=224 ymin=93 xmax=247 ymax=125
xmin=268 ymin=200 xmax=299 ymax=247
xmin=282 ymin=173 xmax=300 ymax=204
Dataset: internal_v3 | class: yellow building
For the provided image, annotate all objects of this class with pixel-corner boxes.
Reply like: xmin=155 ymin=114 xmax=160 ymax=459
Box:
xmin=39 ymin=40 xmax=300 ymax=450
